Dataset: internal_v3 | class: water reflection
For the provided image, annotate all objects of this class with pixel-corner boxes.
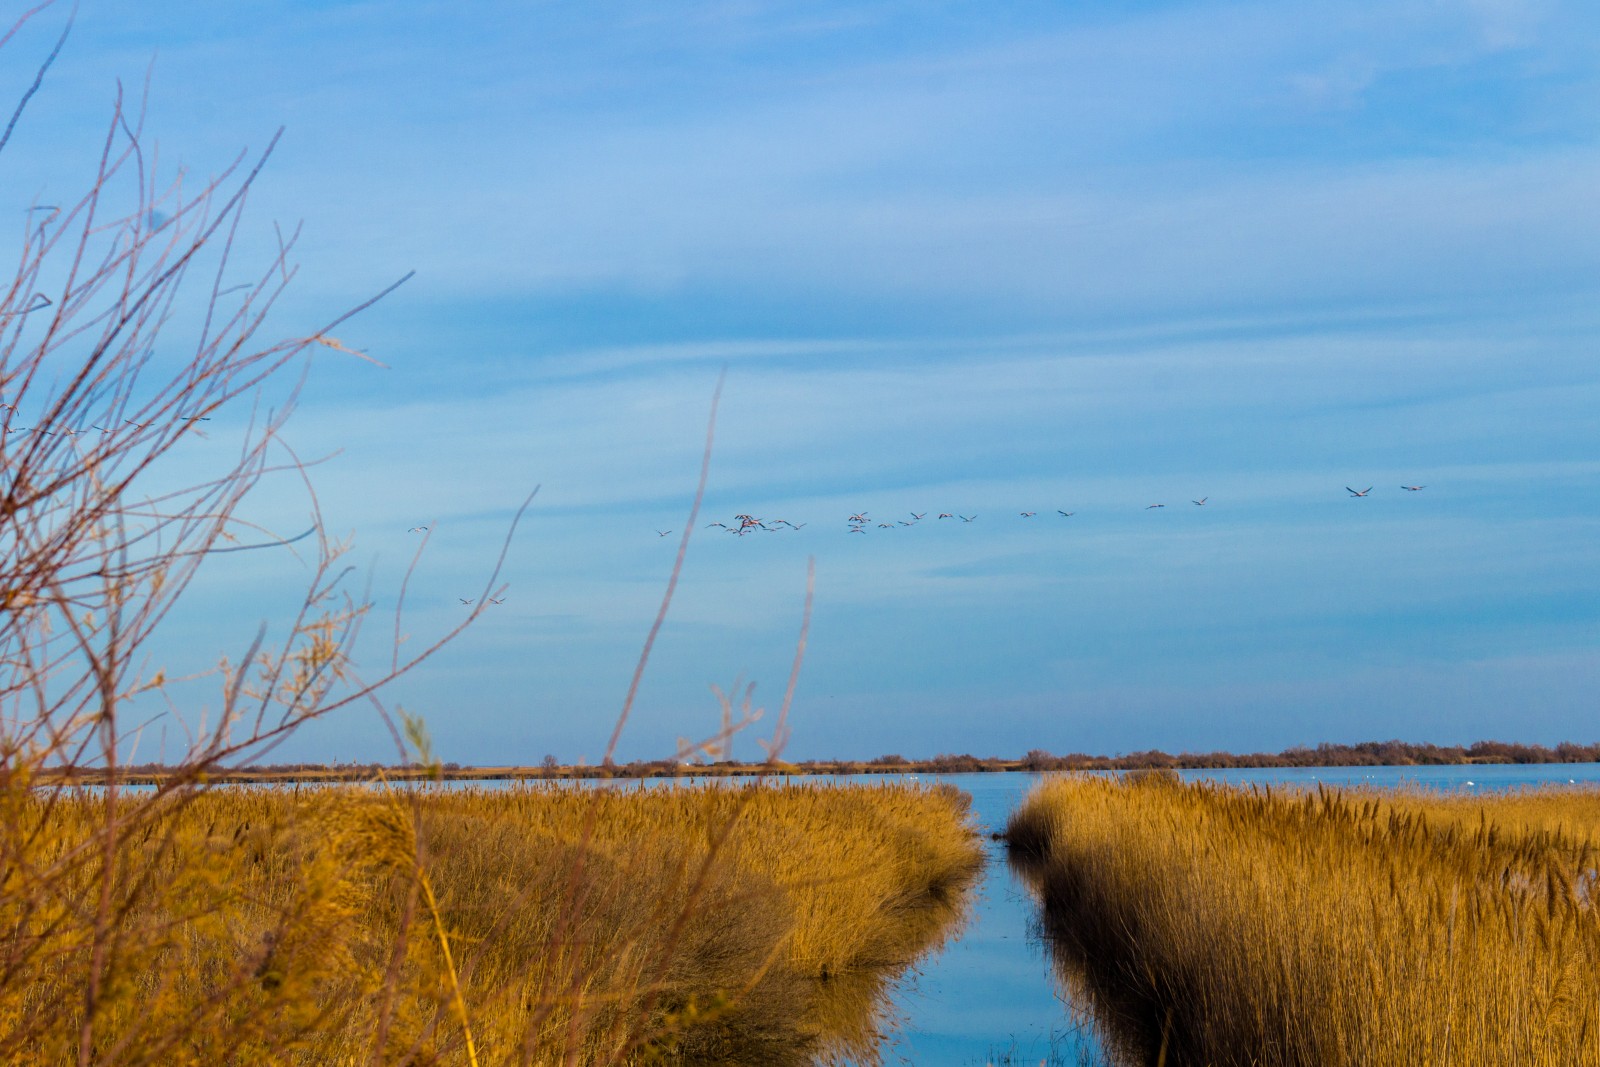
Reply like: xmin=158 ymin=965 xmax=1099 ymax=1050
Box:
xmin=805 ymin=863 xmax=980 ymax=1066
xmin=1006 ymin=849 xmax=1142 ymax=1067
xmin=682 ymin=885 xmax=977 ymax=1067
xmin=864 ymin=773 xmax=1108 ymax=1067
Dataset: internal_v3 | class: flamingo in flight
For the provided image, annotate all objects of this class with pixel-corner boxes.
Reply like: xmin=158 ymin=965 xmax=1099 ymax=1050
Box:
xmin=1146 ymin=504 xmax=1165 ymax=509
xmin=1346 ymin=487 xmax=1373 ymax=497
xmin=1020 ymin=511 xmax=1036 ymax=518
xmin=1192 ymin=498 xmax=1207 ymax=506
xmin=407 ymin=526 xmax=429 ymax=533
xmin=938 ymin=513 xmax=953 ymax=520
xmin=959 ymin=515 xmax=975 ymax=522
xmin=656 ymin=530 xmax=673 ymax=537
xmin=848 ymin=512 xmax=869 ymax=523
xmin=1401 ymin=485 xmax=1426 ymax=491
xmin=1057 ymin=510 xmax=1074 ymax=517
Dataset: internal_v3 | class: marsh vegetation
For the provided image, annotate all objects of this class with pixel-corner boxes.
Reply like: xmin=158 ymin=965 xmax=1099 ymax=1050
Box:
xmin=3 ymin=779 xmax=982 ymax=1064
xmin=1007 ymin=773 xmax=1600 ymax=1066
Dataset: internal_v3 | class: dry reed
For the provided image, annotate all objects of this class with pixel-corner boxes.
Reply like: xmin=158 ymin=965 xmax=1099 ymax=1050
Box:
xmin=1007 ymin=774 xmax=1600 ymax=1067
xmin=5 ymin=779 xmax=982 ymax=1065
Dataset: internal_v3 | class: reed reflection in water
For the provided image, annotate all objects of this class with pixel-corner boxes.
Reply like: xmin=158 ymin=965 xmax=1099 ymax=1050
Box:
xmin=802 ymin=875 xmax=980 ymax=1067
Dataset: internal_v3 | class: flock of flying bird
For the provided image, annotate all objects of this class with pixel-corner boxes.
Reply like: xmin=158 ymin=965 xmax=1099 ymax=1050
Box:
xmin=0 ymin=405 xmax=212 ymax=435
xmin=665 ymin=485 xmax=1430 ymax=538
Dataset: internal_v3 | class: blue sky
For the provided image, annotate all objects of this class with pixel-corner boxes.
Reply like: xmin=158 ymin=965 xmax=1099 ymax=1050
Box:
xmin=6 ymin=1 xmax=1598 ymax=764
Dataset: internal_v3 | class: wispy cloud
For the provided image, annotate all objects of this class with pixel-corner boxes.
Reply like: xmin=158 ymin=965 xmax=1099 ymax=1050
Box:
xmin=10 ymin=0 xmax=1597 ymax=760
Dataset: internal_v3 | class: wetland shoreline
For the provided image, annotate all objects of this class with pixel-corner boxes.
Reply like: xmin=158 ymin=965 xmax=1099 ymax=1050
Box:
xmin=43 ymin=737 xmax=1600 ymax=788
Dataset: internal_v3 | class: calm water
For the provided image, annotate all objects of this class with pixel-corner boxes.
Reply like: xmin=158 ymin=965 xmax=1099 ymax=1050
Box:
xmin=852 ymin=763 xmax=1600 ymax=1067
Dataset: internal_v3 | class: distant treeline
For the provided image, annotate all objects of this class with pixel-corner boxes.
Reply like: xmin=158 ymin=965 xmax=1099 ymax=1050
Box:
xmin=789 ymin=739 xmax=1600 ymax=775
xmin=1003 ymin=739 xmax=1600 ymax=771
xmin=50 ymin=739 xmax=1600 ymax=785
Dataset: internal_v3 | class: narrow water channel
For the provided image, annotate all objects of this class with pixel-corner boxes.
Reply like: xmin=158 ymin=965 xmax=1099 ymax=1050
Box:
xmin=853 ymin=772 xmax=1104 ymax=1067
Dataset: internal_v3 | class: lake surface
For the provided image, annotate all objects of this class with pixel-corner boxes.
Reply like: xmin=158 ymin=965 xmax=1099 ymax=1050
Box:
xmin=850 ymin=763 xmax=1600 ymax=1067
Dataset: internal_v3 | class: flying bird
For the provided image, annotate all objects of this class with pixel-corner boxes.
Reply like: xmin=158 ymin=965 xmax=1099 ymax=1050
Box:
xmin=656 ymin=530 xmax=673 ymax=537
xmin=938 ymin=513 xmax=953 ymax=519
xmin=488 ymin=597 xmax=505 ymax=604
xmin=959 ymin=515 xmax=975 ymax=522
xmin=1146 ymin=504 xmax=1165 ymax=509
xmin=1057 ymin=510 xmax=1074 ymax=517
xmin=1020 ymin=511 xmax=1036 ymax=518
xmin=848 ymin=512 xmax=869 ymax=523
xmin=458 ymin=598 xmax=474 ymax=605
xmin=1401 ymin=485 xmax=1426 ymax=491
xmin=1192 ymin=498 xmax=1207 ymax=506
xmin=407 ymin=526 xmax=429 ymax=533
xmin=1346 ymin=487 xmax=1373 ymax=497
xmin=910 ymin=512 xmax=926 ymax=520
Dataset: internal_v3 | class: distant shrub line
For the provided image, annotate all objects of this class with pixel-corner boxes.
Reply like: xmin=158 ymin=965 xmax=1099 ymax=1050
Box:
xmin=49 ymin=738 xmax=1600 ymax=785
xmin=1010 ymin=737 xmax=1600 ymax=771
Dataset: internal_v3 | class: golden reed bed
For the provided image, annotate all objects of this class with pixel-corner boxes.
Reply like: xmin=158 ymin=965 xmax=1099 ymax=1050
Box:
xmin=0 ymin=780 xmax=982 ymax=1065
xmin=1006 ymin=773 xmax=1600 ymax=1067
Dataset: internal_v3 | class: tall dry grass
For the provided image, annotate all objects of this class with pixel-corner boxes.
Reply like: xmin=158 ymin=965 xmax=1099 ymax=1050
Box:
xmin=6 ymin=778 xmax=983 ymax=1065
xmin=1007 ymin=774 xmax=1600 ymax=1066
